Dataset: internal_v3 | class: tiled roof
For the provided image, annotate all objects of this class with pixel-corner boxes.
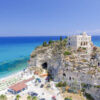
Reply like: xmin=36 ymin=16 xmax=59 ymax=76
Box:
xmin=9 ymin=77 xmax=34 ymax=92
xmin=9 ymin=81 xmax=27 ymax=92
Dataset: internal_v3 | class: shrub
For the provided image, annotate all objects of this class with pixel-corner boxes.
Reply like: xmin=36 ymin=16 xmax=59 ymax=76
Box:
xmin=16 ymin=95 xmax=21 ymax=100
xmin=82 ymin=47 xmax=86 ymax=50
xmin=43 ymin=41 xmax=48 ymax=46
xmin=32 ymin=96 xmax=38 ymax=100
xmin=81 ymin=88 xmax=85 ymax=92
xmin=84 ymin=92 xmax=94 ymax=100
xmin=64 ymin=51 xmax=71 ymax=55
xmin=27 ymin=95 xmax=32 ymax=100
xmin=94 ymin=85 xmax=100 ymax=88
xmin=64 ymin=97 xmax=72 ymax=100
xmin=0 ymin=95 xmax=7 ymax=100
xmin=56 ymin=82 xmax=67 ymax=87
xmin=49 ymin=40 xmax=54 ymax=45
xmin=81 ymin=83 xmax=86 ymax=88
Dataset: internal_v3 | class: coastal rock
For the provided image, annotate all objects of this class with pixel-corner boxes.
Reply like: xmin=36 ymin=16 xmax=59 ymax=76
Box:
xmin=29 ymin=40 xmax=100 ymax=100
xmin=29 ymin=42 xmax=100 ymax=84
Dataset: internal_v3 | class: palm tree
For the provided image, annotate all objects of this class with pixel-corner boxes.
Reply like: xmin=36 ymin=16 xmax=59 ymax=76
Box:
xmin=0 ymin=94 xmax=7 ymax=100
xmin=27 ymin=95 xmax=32 ymax=100
xmin=16 ymin=95 xmax=21 ymax=100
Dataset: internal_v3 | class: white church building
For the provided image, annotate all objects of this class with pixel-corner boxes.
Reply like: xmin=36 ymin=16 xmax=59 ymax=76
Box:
xmin=67 ymin=32 xmax=93 ymax=54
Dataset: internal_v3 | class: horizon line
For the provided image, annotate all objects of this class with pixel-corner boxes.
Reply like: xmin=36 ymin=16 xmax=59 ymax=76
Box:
xmin=0 ymin=34 xmax=100 ymax=37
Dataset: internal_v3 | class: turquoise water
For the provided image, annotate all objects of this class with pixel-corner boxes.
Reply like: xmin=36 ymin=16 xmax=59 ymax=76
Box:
xmin=0 ymin=43 xmax=40 ymax=78
xmin=0 ymin=36 xmax=63 ymax=78
xmin=0 ymin=36 xmax=100 ymax=78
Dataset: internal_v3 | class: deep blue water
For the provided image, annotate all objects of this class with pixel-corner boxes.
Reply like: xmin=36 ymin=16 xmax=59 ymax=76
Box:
xmin=0 ymin=36 xmax=100 ymax=78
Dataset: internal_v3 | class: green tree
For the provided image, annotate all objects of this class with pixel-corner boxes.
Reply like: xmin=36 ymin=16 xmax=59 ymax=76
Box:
xmin=16 ymin=95 xmax=21 ymax=100
xmin=0 ymin=95 xmax=7 ymax=100
xmin=49 ymin=40 xmax=53 ymax=45
xmin=60 ymin=36 xmax=62 ymax=41
xmin=27 ymin=95 xmax=32 ymax=100
xmin=84 ymin=92 xmax=94 ymax=100
xmin=43 ymin=41 xmax=48 ymax=46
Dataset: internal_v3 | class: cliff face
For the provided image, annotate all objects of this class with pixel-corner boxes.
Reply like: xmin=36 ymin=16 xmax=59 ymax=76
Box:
xmin=29 ymin=40 xmax=100 ymax=100
xmin=29 ymin=41 xmax=66 ymax=81
xmin=29 ymin=41 xmax=100 ymax=84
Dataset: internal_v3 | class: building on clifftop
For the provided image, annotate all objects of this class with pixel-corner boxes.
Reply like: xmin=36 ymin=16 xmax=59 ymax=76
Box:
xmin=67 ymin=32 xmax=93 ymax=54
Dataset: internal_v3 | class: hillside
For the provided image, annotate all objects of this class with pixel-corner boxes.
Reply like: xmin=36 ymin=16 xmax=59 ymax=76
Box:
xmin=29 ymin=38 xmax=100 ymax=100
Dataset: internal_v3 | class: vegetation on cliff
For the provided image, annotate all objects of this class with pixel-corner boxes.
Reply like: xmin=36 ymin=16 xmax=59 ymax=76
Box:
xmin=31 ymin=36 xmax=68 ymax=58
xmin=29 ymin=36 xmax=100 ymax=100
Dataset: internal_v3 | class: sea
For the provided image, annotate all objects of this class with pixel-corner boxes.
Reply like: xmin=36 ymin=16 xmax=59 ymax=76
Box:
xmin=0 ymin=36 xmax=100 ymax=78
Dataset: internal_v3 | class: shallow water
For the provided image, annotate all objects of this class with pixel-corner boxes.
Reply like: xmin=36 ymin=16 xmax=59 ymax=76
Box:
xmin=0 ymin=36 xmax=64 ymax=78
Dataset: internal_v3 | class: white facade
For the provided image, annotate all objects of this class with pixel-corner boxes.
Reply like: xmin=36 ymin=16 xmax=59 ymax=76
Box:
xmin=67 ymin=32 xmax=92 ymax=53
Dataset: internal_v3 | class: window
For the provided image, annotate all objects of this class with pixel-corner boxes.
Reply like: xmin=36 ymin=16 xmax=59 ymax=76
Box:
xmin=81 ymin=42 xmax=82 ymax=46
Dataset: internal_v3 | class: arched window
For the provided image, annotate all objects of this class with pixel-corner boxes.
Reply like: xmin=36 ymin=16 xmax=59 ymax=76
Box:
xmin=81 ymin=42 xmax=82 ymax=46
xmin=84 ymin=42 xmax=85 ymax=45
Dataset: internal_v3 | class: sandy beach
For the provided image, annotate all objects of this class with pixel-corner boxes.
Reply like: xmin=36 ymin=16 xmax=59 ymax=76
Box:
xmin=0 ymin=66 xmax=64 ymax=100
xmin=0 ymin=68 xmax=32 ymax=94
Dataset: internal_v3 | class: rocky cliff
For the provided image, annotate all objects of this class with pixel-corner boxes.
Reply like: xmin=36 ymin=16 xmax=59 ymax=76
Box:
xmin=29 ymin=39 xmax=100 ymax=100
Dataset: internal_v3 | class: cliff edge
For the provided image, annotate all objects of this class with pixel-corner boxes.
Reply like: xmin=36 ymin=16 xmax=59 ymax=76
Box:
xmin=29 ymin=38 xmax=100 ymax=100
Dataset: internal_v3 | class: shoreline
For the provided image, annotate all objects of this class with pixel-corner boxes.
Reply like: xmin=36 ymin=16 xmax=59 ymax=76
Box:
xmin=0 ymin=70 xmax=23 ymax=81
xmin=0 ymin=56 xmax=29 ymax=79
xmin=0 ymin=69 xmax=25 ymax=94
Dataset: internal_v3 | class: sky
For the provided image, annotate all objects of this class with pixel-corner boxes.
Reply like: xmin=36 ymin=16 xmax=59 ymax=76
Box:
xmin=0 ymin=0 xmax=100 ymax=36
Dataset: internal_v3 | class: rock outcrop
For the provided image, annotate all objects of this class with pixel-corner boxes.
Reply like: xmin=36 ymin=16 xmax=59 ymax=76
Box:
xmin=28 ymin=39 xmax=100 ymax=100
